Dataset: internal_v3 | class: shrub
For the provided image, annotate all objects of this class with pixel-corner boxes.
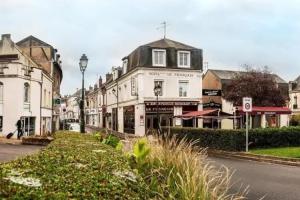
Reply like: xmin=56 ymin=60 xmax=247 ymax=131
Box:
xmin=0 ymin=131 xmax=149 ymax=199
xmin=127 ymin=136 xmax=246 ymax=199
xmin=162 ymin=126 xmax=300 ymax=151
xmin=101 ymin=134 xmax=120 ymax=148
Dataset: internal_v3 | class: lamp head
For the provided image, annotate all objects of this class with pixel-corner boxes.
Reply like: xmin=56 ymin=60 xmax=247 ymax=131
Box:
xmin=154 ymin=84 xmax=162 ymax=95
xmin=79 ymin=54 xmax=88 ymax=72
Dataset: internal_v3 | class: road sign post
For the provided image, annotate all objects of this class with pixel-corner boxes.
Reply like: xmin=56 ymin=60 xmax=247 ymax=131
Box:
xmin=243 ymin=97 xmax=252 ymax=152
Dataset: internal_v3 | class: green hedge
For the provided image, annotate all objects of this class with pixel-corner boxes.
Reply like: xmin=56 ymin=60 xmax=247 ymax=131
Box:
xmin=0 ymin=132 xmax=149 ymax=199
xmin=161 ymin=126 xmax=300 ymax=151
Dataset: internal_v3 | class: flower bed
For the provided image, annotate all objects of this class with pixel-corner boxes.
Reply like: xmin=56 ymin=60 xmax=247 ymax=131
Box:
xmin=0 ymin=131 xmax=149 ymax=199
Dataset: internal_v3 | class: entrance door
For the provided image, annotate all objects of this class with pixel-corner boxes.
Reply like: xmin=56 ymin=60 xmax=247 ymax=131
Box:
xmin=123 ymin=106 xmax=135 ymax=134
xmin=145 ymin=114 xmax=173 ymax=134
xmin=112 ymin=108 xmax=118 ymax=131
xmin=21 ymin=117 xmax=35 ymax=136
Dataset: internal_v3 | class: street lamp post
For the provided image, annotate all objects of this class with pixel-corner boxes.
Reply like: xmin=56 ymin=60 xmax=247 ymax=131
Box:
xmin=154 ymin=84 xmax=162 ymax=134
xmin=112 ymin=86 xmax=118 ymax=131
xmin=79 ymin=54 xmax=88 ymax=133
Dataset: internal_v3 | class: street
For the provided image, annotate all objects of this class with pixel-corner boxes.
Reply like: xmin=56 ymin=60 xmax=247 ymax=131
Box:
xmin=0 ymin=144 xmax=43 ymax=163
xmin=209 ymin=157 xmax=300 ymax=200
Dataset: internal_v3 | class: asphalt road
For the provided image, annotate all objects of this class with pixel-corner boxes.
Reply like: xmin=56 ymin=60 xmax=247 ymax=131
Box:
xmin=0 ymin=144 xmax=42 ymax=163
xmin=209 ymin=156 xmax=300 ymax=200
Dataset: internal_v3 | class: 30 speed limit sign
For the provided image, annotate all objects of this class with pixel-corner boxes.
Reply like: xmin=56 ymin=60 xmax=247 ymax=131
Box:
xmin=243 ymin=97 xmax=252 ymax=112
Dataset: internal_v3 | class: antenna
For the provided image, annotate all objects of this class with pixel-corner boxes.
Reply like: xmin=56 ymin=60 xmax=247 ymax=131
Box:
xmin=156 ymin=21 xmax=168 ymax=39
xmin=204 ymin=61 xmax=209 ymax=72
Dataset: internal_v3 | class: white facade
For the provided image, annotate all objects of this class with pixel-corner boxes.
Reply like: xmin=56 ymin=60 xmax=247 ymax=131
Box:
xmin=106 ymin=67 xmax=202 ymax=136
xmin=289 ymin=91 xmax=300 ymax=115
xmin=0 ymin=34 xmax=53 ymax=138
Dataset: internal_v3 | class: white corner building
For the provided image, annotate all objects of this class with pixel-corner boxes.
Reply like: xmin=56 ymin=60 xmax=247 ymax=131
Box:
xmin=0 ymin=34 xmax=53 ymax=137
xmin=104 ymin=38 xmax=203 ymax=136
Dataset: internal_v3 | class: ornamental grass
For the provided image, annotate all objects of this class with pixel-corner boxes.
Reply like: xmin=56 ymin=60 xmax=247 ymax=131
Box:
xmin=128 ymin=135 xmax=247 ymax=200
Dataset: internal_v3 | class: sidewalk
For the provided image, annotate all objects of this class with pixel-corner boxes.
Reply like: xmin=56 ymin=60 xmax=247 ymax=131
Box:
xmin=0 ymin=137 xmax=22 ymax=145
xmin=209 ymin=149 xmax=300 ymax=167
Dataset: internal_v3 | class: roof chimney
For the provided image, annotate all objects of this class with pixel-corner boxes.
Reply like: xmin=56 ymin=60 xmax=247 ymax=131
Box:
xmin=99 ymin=76 xmax=102 ymax=87
xmin=106 ymin=73 xmax=112 ymax=82
xmin=2 ymin=34 xmax=11 ymax=40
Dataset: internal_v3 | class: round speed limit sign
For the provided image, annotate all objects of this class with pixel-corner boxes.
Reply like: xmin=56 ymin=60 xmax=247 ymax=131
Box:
xmin=243 ymin=97 xmax=252 ymax=112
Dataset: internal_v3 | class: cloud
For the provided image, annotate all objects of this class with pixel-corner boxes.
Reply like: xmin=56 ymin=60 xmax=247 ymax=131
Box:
xmin=1 ymin=0 xmax=300 ymax=94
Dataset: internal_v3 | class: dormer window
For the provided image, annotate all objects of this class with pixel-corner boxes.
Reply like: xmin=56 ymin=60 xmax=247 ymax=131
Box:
xmin=123 ymin=59 xmax=128 ymax=74
xmin=152 ymin=49 xmax=166 ymax=67
xmin=177 ymin=51 xmax=190 ymax=68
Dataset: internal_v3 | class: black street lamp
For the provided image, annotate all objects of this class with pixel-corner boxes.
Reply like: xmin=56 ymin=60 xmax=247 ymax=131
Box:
xmin=112 ymin=87 xmax=118 ymax=131
xmin=79 ymin=54 xmax=88 ymax=133
xmin=154 ymin=84 xmax=162 ymax=134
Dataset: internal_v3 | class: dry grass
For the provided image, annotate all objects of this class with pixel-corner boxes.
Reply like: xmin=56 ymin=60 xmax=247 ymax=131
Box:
xmin=135 ymin=134 xmax=248 ymax=200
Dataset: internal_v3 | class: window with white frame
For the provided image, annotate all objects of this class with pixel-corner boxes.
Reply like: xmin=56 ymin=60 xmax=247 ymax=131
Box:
xmin=131 ymin=77 xmax=137 ymax=96
xmin=177 ymin=51 xmax=190 ymax=68
xmin=24 ymin=83 xmax=30 ymax=103
xmin=43 ymin=89 xmax=47 ymax=107
xmin=179 ymin=81 xmax=188 ymax=97
xmin=48 ymin=91 xmax=51 ymax=108
xmin=154 ymin=80 xmax=163 ymax=96
xmin=152 ymin=49 xmax=166 ymax=67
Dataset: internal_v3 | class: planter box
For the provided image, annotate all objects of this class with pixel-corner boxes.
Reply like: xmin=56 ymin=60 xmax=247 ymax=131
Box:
xmin=22 ymin=136 xmax=54 ymax=146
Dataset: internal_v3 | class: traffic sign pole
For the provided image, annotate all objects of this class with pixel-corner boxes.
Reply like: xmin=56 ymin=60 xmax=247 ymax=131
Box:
xmin=246 ymin=112 xmax=249 ymax=152
xmin=243 ymin=97 xmax=252 ymax=152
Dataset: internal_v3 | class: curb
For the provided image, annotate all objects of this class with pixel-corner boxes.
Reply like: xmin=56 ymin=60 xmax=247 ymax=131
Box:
xmin=208 ymin=150 xmax=300 ymax=167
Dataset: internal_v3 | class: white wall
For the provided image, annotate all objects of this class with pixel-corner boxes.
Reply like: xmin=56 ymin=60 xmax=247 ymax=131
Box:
xmin=280 ymin=114 xmax=289 ymax=127
xmin=105 ymin=67 xmax=202 ymax=135
xmin=0 ymin=34 xmax=53 ymax=137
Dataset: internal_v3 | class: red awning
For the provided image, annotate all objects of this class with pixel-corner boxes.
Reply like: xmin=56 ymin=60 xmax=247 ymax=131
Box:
xmin=237 ymin=106 xmax=291 ymax=114
xmin=178 ymin=109 xmax=218 ymax=118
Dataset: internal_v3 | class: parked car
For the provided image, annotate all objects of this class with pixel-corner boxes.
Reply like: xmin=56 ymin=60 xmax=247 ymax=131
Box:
xmin=68 ymin=123 xmax=80 ymax=132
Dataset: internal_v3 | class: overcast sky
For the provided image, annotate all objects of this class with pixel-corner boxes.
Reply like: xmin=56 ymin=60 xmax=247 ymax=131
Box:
xmin=1 ymin=0 xmax=300 ymax=95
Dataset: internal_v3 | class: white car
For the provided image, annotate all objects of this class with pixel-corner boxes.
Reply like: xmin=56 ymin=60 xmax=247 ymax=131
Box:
xmin=68 ymin=123 xmax=80 ymax=132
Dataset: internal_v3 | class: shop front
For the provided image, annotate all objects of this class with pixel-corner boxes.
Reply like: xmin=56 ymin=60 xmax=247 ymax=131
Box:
xmin=123 ymin=105 xmax=135 ymax=134
xmin=144 ymin=101 xmax=199 ymax=132
xmin=237 ymin=106 xmax=291 ymax=128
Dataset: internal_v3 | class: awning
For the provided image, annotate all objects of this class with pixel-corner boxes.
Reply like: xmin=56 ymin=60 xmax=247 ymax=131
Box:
xmin=237 ymin=106 xmax=291 ymax=115
xmin=175 ymin=109 xmax=236 ymax=120
xmin=178 ymin=109 xmax=218 ymax=117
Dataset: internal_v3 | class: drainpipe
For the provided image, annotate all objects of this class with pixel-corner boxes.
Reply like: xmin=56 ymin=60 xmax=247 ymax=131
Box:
xmin=116 ymin=80 xmax=119 ymax=132
xmin=39 ymin=74 xmax=43 ymax=136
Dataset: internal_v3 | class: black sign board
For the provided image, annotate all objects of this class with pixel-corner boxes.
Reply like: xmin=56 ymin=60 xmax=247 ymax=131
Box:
xmin=202 ymin=89 xmax=222 ymax=96
xmin=145 ymin=101 xmax=198 ymax=106
xmin=203 ymin=101 xmax=222 ymax=109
